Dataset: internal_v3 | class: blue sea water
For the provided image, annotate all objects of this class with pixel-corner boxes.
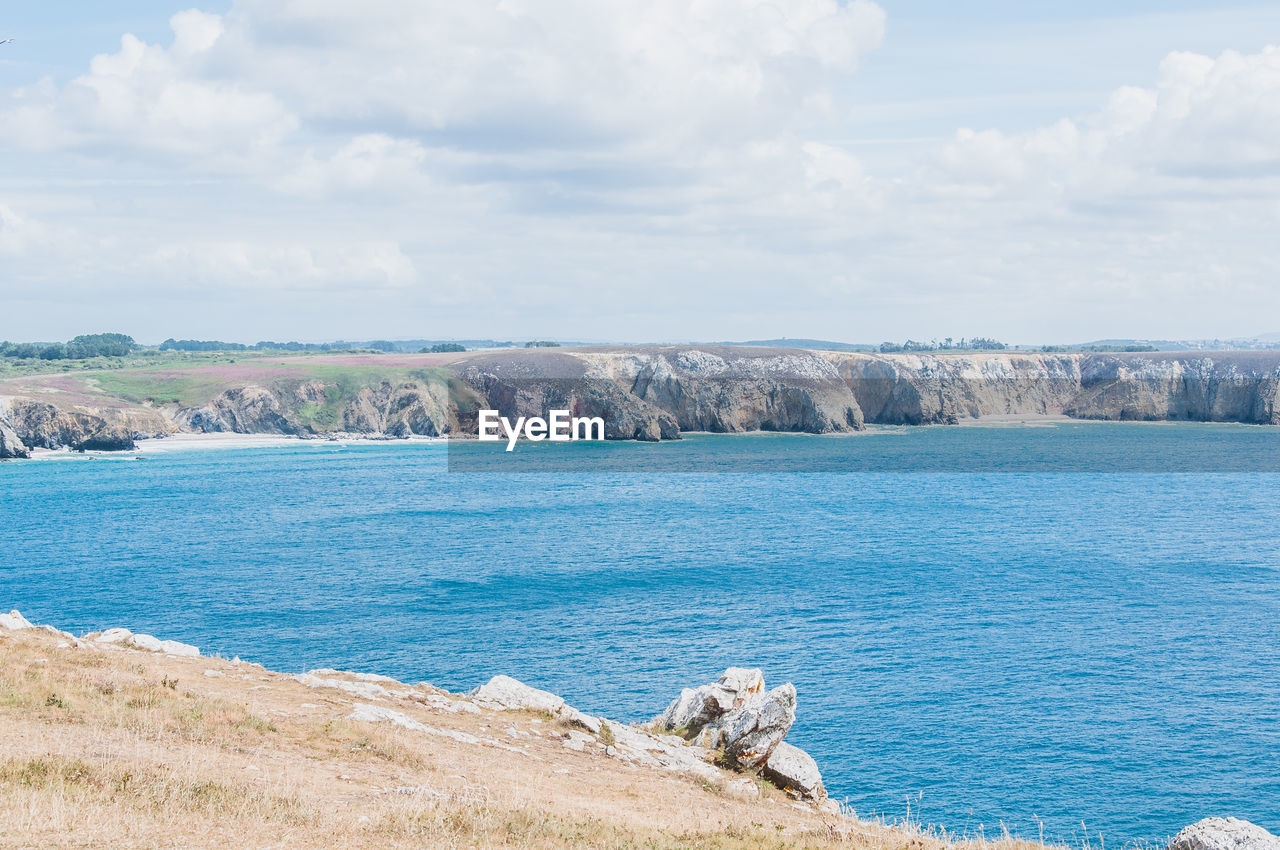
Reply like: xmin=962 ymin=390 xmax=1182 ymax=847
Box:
xmin=3 ymin=424 xmax=1279 ymax=844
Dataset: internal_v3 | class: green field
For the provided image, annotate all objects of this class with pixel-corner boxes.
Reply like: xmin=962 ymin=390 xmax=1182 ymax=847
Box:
xmin=1 ymin=351 xmax=455 ymax=432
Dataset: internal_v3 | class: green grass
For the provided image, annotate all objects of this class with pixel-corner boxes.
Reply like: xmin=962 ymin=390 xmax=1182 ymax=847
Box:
xmin=85 ymin=372 xmax=244 ymax=407
xmin=0 ymin=350 xmax=249 ymax=381
xmin=9 ymin=353 xmax=453 ymax=431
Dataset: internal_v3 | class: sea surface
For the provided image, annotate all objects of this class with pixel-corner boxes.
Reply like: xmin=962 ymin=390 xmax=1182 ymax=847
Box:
xmin=3 ymin=424 xmax=1279 ymax=844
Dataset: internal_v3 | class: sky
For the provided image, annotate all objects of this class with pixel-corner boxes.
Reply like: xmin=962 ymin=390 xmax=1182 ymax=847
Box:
xmin=2 ymin=1 xmax=1279 ymax=345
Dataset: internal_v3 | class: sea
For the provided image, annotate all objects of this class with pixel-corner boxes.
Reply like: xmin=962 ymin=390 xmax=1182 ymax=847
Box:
xmin=3 ymin=423 xmax=1279 ymax=845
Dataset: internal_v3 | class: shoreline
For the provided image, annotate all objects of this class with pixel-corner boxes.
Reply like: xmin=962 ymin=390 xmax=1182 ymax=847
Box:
xmin=7 ymin=417 xmax=1276 ymax=462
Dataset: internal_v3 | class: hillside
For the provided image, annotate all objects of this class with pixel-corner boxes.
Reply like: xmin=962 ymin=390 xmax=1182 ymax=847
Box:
xmin=0 ymin=613 xmax=1044 ymax=850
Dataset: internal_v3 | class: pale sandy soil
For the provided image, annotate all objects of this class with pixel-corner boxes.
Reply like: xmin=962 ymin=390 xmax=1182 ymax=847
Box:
xmin=0 ymin=625 xmax=1053 ymax=850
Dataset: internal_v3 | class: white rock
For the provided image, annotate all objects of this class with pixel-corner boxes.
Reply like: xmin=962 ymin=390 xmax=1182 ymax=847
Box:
xmin=92 ymin=627 xmax=133 ymax=644
xmin=561 ymin=731 xmax=593 ymax=751
xmin=764 ymin=742 xmax=826 ymax=799
xmin=468 ymin=674 xmax=600 ymax=731
xmin=349 ymin=703 xmax=430 ymax=731
xmin=0 ymin=611 xmax=91 ymax=648
xmin=656 ymin=667 xmax=764 ymax=733
xmin=469 ymin=675 xmax=564 ymax=712
xmin=1169 ymin=818 xmax=1280 ymax=850
xmin=695 ymin=683 xmax=796 ymax=769
xmin=601 ymin=719 xmax=722 ymax=782
xmin=296 ymin=673 xmax=391 ymax=700
xmin=347 ymin=703 xmax=482 ymax=745
xmin=309 ymin=668 xmax=401 ymax=684
xmin=0 ymin=610 xmax=35 ymax=630
xmin=560 ymin=705 xmax=603 ymax=734
xmin=88 ymin=627 xmax=199 ymax=657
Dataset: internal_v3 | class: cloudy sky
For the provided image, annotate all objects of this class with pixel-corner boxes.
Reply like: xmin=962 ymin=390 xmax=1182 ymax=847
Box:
xmin=2 ymin=1 xmax=1279 ymax=345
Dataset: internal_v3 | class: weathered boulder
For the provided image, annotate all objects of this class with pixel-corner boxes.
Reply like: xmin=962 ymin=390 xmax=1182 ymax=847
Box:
xmin=695 ymin=683 xmax=796 ymax=769
xmin=469 ymin=675 xmax=602 ymax=733
xmin=1169 ymin=818 xmax=1280 ymax=850
xmin=470 ymin=674 xmax=565 ymax=712
xmin=0 ymin=609 xmax=35 ymax=630
xmin=764 ymin=741 xmax=826 ymax=799
xmin=656 ymin=667 xmax=764 ymax=734
xmin=89 ymin=627 xmax=200 ymax=658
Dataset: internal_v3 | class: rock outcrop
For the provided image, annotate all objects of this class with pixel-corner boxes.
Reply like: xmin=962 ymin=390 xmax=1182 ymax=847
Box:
xmin=0 ymin=418 xmax=28 ymax=459
xmin=1168 ymin=818 xmax=1280 ymax=850
xmin=584 ymin=348 xmax=863 ymax=435
xmin=694 ymin=683 xmax=797 ymax=770
xmin=458 ymin=353 xmax=680 ymax=442
xmin=656 ymin=667 xmax=765 ymax=733
xmin=654 ymin=669 xmax=822 ymax=798
xmin=0 ymin=609 xmax=88 ymax=648
xmin=765 ymin=742 xmax=826 ymax=800
xmin=4 ymin=399 xmax=138 ymax=451
xmin=87 ymin=626 xmax=200 ymax=658
xmin=177 ymin=385 xmax=307 ymax=435
xmin=470 ymin=674 xmax=603 ymax=733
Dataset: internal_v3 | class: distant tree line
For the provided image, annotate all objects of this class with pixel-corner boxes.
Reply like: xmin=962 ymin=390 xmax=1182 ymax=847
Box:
xmin=879 ymin=337 xmax=1005 ymax=353
xmin=524 ymin=340 xmax=561 ymax=348
xmin=421 ymin=343 xmax=466 ymax=353
xmin=1040 ymin=344 xmax=1157 ymax=353
xmin=1 ymin=333 xmax=136 ymax=360
xmin=159 ymin=339 xmax=361 ymax=352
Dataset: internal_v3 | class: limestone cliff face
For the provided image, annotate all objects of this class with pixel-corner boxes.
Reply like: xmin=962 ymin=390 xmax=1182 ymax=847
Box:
xmin=579 ymin=347 xmax=863 ymax=435
xmin=1068 ymin=354 xmax=1280 ymax=423
xmin=825 ymin=351 xmax=1280 ymax=426
xmin=177 ymin=385 xmax=308 ymax=435
xmin=457 ymin=352 xmax=679 ymax=441
xmin=0 ymin=416 xmax=28 ymax=459
xmin=339 ymin=380 xmax=453 ymax=437
xmin=0 ymin=399 xmax=159 ymax=452
xmin=830 ymin=352 xmax=1085 ymax=425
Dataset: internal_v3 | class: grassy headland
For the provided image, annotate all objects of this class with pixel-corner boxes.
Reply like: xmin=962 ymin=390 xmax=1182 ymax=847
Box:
xmin=0 ymin=623 xmax=1053 ymax=850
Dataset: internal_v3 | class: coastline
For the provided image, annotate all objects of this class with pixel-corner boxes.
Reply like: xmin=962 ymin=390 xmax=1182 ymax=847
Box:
xmin=20 ymin=432 xmax=449 ymax=461
xmin=2 ymin=610 xmax=1273 ymax=849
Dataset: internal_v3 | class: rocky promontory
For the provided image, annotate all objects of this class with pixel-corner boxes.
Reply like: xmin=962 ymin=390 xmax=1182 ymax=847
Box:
xmin=3 ymin=609 xmax=1276 ymax=848
xmin=5 ymin=347 xmax=1280 ymax=456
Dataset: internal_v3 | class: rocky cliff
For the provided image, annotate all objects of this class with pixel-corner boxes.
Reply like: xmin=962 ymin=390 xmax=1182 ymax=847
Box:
xmin=5 ymin=348 xmax=1280 ymax=455
xmin=831 ymin=351 xmax=1280 ymax=425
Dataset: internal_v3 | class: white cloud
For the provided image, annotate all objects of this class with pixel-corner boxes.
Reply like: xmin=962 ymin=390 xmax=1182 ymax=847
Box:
xmin=145 ymin=241 xmax=418 ymax=291
xmin=937 ymin=45 xmax=1280 ymax=197
xmin=5 ymin=12 xmax=296 ymax=162
xmin=3 ymin=4 xmax=1280 ymax=343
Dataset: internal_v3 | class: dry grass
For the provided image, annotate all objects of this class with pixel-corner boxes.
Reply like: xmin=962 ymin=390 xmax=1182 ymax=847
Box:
xmin=0 ymin=628 xmax=1056 ymax=850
